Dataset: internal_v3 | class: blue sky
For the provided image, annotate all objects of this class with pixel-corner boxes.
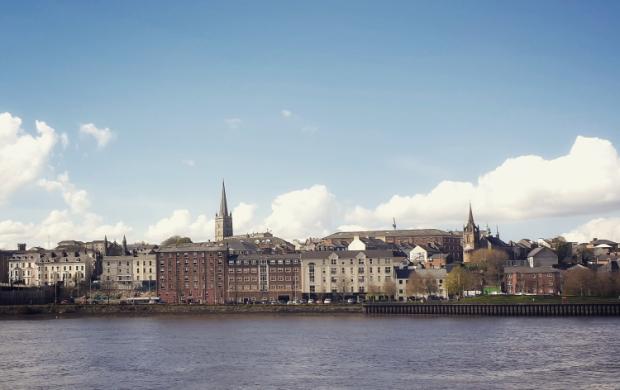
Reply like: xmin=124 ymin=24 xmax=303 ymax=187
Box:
xmin=1 ymin=1 xmax=620 ymax=246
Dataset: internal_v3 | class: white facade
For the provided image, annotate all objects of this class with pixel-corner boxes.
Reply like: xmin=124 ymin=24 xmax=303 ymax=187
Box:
xmin=102 ymin=253 xmax=156 ymax=289
xmin=347 ymin=236 xmax=366 ymax=251
xmin=410 ymin=245 xmax=428 ymax=263
xmin=9 ymin=250 xmax=93 ymax=287
xmin=300 ymin=250 xmax=405 ymax=297
xmin=132 ymin=253 xmax=156 ymax=284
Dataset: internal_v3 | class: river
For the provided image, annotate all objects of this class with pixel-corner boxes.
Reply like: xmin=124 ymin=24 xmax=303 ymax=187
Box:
xmin=1 ymin=315 xmax=619 ymax=389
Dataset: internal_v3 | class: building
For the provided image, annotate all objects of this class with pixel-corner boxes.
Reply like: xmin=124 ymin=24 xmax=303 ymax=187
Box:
xmin=526 ymin=247 xmax=559 ymax=267
xmin=394 ymin=268 xmax=448 ymax=301
xmin=300 ymin=250 xmax=407 ymax=299
xmin=227 ymin=253 xmax=301 ymax=303
xmin=101 ymin=255 xmax=134 ymax=289
xmin=504 ymin=266 xmax=561 ymax=295
xmin=0 ymin=248 xmax=17 ymax=284
xmin=8 ymin=248 xmax=94 ymax=287
xmin=156 ymin=243 xmax=228 ymax=304
xmin=323 ymin=228 xmax=462 ymax=262
xmin=215 ymin=181 xmax=233 ymax=242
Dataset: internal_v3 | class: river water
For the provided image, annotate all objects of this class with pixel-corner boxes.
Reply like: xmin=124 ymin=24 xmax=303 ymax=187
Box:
xmin=0 ymin=315 xmax=619 ymax=389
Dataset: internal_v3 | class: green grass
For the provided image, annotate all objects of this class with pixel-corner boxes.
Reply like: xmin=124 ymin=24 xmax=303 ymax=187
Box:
xmin=455 ymin=295 xmax=620 ymax=304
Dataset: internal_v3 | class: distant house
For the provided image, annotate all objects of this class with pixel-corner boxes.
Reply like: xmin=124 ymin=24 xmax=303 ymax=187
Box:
xmin=527 ymin=247 xmax=558 ymax=267
xmin=504 ymin=266 xmax=561 ymax=295
xmin=504 ymin=247 xmax=561 ymax=295
xmin=347 ymin=235 xmax=396 ymax=251
xmin=394 ymin=267 xmax=448 ymax=301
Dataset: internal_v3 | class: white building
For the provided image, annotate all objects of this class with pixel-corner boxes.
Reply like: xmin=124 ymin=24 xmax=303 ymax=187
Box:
xmin=102 ymin=251 xmax=157 ymax=290
xmin=9 ymin=249 xmax=94 ymax=287
xmin=300 ymin=250 xmax=406 ymax=298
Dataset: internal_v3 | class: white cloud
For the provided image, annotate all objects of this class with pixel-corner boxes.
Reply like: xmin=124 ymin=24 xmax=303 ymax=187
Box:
xmin=261 ymin=185 xmax=338 ymax=240
xmin=0 ymin=210 xmax=131 ymax=249
xmin=0 ymin=113 xmax=129 ymax=249
xmin=564 ymin=217 xmax=620 ymax=243
xmin=145 ymin=210 xmax=214 ymax=244
xmin=0 ymin=112 xmax=59 ymax=203
xmin=225 ymin=118 xmax=242 ymax=130
xmin=345 ymin=136 xmax=620 ymax=229
xmin=79 ymin=123 xmax=114 ymax=148
xmin=38 ymin=172 xmax=91 ymax=214
xmin=281 ymin=109 xmax=293 ymax=118
xmin=232 ymin=202 xmax=257 ymax=233
xmin=181 ymin=159 xmax=195 ymax=167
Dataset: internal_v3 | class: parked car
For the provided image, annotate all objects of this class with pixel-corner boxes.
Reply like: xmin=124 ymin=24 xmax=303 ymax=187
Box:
xmin=307 ymin=299 xmax=315 ymax=304
xmin=346 ymin=298 xmax=356 ymax=304
xmin=298 ymin=299 xmax=307 ymax=304
xmin=323 ymin=298 xmax=332 ymax=304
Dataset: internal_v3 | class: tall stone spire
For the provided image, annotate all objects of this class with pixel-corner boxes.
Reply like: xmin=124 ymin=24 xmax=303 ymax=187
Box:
xmin=463 ymin=202 xmax=480 ymax=263
xmin=219 ymin=180 xmax=229 ymax=217
xmin=467 ymin=202 xmax=475 ymax=226
xmin=122 ymin=234 xmax=128 ymax=255
xmin=215 ymin=180 xmax=233 ymax=241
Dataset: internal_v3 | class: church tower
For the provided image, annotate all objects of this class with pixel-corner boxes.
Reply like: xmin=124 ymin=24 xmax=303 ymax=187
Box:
xmin=215 ymin=181 xmax=233 ymax=242
xmin=463 ymin=203 xmax=480 ymax=262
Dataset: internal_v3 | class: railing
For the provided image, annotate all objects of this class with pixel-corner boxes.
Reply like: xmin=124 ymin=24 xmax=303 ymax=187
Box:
xmin=363 ymin=303 xmax=620 ymax=316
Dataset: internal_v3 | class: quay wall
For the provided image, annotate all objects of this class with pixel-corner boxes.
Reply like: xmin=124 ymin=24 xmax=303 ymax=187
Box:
xmin=3 ymin=303 xmax=620 ymax=317
xmin=0 ymin=304 xmax=363 ymax=317
xmin=364 ymin=303 xmax=620 ymax=316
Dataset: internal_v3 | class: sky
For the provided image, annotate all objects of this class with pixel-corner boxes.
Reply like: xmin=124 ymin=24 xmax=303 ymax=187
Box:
xmin=1 ymin=1 xmax=620 ymax=248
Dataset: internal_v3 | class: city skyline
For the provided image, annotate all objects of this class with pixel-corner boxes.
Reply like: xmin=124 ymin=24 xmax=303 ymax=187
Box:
xmin=1 ymin=2 xmax=620 ymax=247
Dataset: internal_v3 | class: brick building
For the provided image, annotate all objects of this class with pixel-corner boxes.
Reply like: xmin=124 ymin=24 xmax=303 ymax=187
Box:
xmin=504 ymin=266 xmax=561 ymax=295
xmin=227 ymin=253 xmax=301 ymax=303
xmin=157 ymin=243 xmax=228 ymax=304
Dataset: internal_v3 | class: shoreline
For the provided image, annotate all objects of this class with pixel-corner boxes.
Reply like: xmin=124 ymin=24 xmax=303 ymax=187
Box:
xmin=2 ymin=302 xmax=620 ymax=318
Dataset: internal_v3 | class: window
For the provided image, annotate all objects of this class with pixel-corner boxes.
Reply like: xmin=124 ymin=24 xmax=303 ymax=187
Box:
xmin=309 ymin=263 xmax=315 ymax=283
xmin=385 ymin=267 xmax=391 ymax=274
xmin=331 ymin=259 xmax=337 ymax=265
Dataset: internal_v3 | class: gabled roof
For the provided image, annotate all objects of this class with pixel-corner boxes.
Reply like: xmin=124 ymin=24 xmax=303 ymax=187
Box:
xmin=504 ymin=265 xmax=560 ymax=274
xmin=324 ymin=229 xmax=455 ymax=240
xmin=301 ymin=250 xmax=407 ymax=260
xmin=527 ymin=247 xmax=556 ymax=258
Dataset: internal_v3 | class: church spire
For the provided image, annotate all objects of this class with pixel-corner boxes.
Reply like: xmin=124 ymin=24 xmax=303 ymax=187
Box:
xmin=468 ymin=202 xmax=475 ymax=226
xmin=219 ymin=180 xmax=229 ymax=217
xmin=122 ymin=234 xmax=128 ymax=255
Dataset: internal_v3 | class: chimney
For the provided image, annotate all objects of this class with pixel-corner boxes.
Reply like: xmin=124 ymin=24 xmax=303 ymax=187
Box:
xmin=17 ymin=243 xmax=26 ymax=251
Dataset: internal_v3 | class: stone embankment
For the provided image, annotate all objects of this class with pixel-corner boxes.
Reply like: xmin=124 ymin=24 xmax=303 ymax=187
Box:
xmin=0 ymin=303 xmax=364 ymax=317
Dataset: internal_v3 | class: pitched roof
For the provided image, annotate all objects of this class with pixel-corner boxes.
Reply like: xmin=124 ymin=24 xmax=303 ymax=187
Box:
xmin=324 ymin=229 xmax=455 ymax=240
xmin=504 ymin=265 xmax=559 ymax=274
xmin=301 ymin=250 xmax=407 ymax=260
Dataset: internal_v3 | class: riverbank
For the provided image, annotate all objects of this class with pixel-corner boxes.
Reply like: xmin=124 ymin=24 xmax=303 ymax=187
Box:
xmin=0 ymin=303 xmax=364 ymax=317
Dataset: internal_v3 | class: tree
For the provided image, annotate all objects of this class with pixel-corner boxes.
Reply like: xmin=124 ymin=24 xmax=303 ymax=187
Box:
xmin=406 ymin=273 xmax=427 ymax=298
xmin=469 ymin=249 xmax=508 ymax=289
xmin=423 ymin=275 xmax=439 ymax=296
xmin=366 ymin=284 xmax=380 ymax=301
xmin=551 ymin=236 xmax=574 ymax=264
xmin=563 ymin=267 xmax=597 ymax=296
xmin=382 ymin=280 xmax=396 ymax=301
xmin=445 ymin=267 xmax=476 ymax=298
xmin=161 ymin=236 xmax=193 ymax=247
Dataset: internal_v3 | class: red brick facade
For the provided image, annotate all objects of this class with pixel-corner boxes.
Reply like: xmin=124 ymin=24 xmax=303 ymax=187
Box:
xmin=157 ymin=245 xmax=228 ymax=304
